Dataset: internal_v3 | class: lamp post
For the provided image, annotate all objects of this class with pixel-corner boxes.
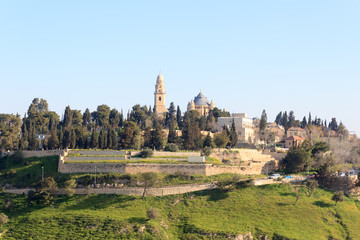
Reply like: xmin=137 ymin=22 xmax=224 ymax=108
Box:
xmin=41 ymin=166 xmax=44 ymax=180
xmin=94 ymin=166 xmax=97 ymax=186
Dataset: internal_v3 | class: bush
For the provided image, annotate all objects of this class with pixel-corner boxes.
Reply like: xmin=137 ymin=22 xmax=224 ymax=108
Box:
xmin=64 ymin=179 xmax=77 ymax=196
xmin=164 ymin=143 xmax=179 ymax=152
xmin=201 ymin=147 xmax=212 ymax=157
xmin=139 ymin=149 xmax=154 ymax=158
xmin=36 ymin=177 xmax=58 ymax=192
xmin=0 ymin=213 xmax=8 ymax=226
xmin=27 ymin=190 xmax=54 ymax=206
xmin=2 ymin=198 xmax=13 ymax=210
xmin=146 ymin=208 xmax=159 ymax=220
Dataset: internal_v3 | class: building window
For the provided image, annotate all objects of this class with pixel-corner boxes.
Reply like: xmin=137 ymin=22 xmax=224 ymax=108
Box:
xmin=159 ymin=97 xmax=161 ymax=101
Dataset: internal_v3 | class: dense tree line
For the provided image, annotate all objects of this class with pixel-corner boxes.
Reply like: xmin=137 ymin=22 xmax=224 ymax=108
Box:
xmin=0 ymin=98 xmax=232 ymax=152
xmin=274 ymin=110 xmax=348 ymax=136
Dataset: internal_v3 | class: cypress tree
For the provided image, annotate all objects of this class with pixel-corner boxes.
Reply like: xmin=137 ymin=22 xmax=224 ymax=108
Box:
xmin=301 ymin=117 xmax=307 ymax=128
xmin=259 ymin=110 xmax=267 ymax=131
xmin=90 ymin=128 xmax=98 ymax=148
xmin=176 ymin=106 xmax=182 ymax=129
xmin=229 ymin=119 xmax=238 ymax=147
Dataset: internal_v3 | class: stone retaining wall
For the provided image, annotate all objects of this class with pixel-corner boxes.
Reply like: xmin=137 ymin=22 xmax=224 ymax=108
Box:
xmin=1 ymin=150 xmax=63 ymax=158
xmin=5 ymin=183 xmax=216 ymax=196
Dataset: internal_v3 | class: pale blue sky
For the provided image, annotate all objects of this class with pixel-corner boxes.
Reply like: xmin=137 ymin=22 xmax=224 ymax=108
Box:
xmin=1 ymin=1 xmax=359 ymax=135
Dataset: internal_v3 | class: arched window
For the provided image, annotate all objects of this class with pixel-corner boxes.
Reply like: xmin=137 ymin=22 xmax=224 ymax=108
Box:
xmin=159 ymin=97 xmax=162 ymax=101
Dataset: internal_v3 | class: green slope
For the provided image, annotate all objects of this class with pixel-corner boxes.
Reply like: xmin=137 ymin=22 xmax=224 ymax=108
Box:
xmin=1 ymin=184 xmax=359 ymax=239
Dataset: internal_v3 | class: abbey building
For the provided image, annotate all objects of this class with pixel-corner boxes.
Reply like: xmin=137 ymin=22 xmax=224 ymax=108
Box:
xmin=153 ymin=73 xmax=215 ymax=116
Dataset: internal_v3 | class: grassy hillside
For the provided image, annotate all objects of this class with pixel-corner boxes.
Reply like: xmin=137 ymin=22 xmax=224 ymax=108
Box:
xmin=1 ymin=184 xmax=359 ymax=239
xmin=0 ymin=156 xmax=261 ymax=188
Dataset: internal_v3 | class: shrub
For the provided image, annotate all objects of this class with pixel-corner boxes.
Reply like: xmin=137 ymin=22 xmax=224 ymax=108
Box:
xmin=2 ymin=198 xmax=13 ymax=210
xmin=27 ymin=190 xmax=54 ymax=206
xmin=0 ymin=213 xmax=8 ymax=226
xmin=164 ymin=143 xmax=179 ymax=152
xmin=139 ymin=149 xmax=154 ymax=158
xmin=36 ymin=177 xmax=58 ymax=192
xmin=146 ymin=208 xmax=159 ymax=220
xmin=64 ymin=179 xmax=77 ymax=196
xmin=201 ymin=147 xmax=212 ymax=157
xmin=332 ymin=191 xmax=344 ymax=207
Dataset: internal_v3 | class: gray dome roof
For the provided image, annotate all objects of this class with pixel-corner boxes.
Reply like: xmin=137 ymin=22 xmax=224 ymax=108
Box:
xmin=194 ymin=92 xmax=210 ymax=106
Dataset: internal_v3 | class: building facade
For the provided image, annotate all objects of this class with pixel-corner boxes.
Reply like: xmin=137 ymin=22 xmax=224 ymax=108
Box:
xmin=154 ymin=73 xmax=167 ymax=116
xmin=217 ymin=113 xmax=254 ymax=143
xmin=187 ymin=91 xmax=215 ymax=116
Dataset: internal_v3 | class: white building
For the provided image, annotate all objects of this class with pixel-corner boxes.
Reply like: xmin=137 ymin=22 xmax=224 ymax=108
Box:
xmin=217 ymin=113 xmax=254 ymax=143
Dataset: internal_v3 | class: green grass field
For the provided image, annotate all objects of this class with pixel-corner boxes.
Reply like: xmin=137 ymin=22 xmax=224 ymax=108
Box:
xmin=0 ymin=184 xmax=359 ymax=239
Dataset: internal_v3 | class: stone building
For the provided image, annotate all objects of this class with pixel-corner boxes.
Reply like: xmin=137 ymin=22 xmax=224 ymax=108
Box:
xmin=187 ymin=91 xmax=215 ymax=116
xmin=154 ymin=73 xmax=167 ymax=116
xmin=217 ymin=113 xmax=255 ymax=143
xmin=286 ymin=127 xmax=305 ymax=138
xmin=285 ymin=135 xmax=305 ymax=148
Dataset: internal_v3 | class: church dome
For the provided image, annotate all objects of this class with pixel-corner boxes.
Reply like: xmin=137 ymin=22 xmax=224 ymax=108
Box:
xmin=194 ymin=91 xmax=210 ymax=106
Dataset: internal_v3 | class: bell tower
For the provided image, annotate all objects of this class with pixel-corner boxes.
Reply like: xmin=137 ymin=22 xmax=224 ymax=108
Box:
xmin=154 ymin=73 xmax=167 ymax=116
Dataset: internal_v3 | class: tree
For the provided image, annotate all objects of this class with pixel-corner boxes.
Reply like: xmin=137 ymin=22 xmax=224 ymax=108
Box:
xmin=129 ymin=104 xmax=147 ymax=127
xmin=282 ymin=111 xmax=288 ymax=131
xmin=96 ymin=104 xmax=111 ymax=127
xmin=36 ymin=177 xmax=58 ymax=192
xmin=120 ymin=121 xmax=141 ymax=149
xmin=27 ymin=98 xmax=49 ymax=118
xmin=109 ymin=109 xmax=121 ymax=129
xmin=64 ymin=179 xmax=77 ymax=196
xmin=0 ymin=114 xmax=22 ymax=151
xmin=82 ymin=108 xmax=91 ymax=128
xmin=306 ymin=180 xmax=319 ymax=197
xmin=275 ymin=112 xmax=282 ymax=125
xmin=329 ymin=118 xmax=338 ymax=131
xmin=90 ymin=128 xmax=99 ymax=148
xmin=283 ymin=148 xmax=312 ymax=173
xmin=214 ymin=130 xmax=230 ymax=149
xmin=288 ymin=111 xmax=296 ymax=128
xmin=182 ymin=111 xmax=201 ymax=150
xmin=332 ymin=191 xmax=344 ymax=207
xmin=167 ymin=118 xmax=177 ymax=143
xmin=166 ymin=102 xmax=176 ymax=126
xmin=301 ymin=116 xmax=307 ymax=128
xmin=63 ymin=106 xmax=72 ymax=129
xmin=308 ymin=112 xmax=312 ymax=126
xmin=150 ymin=123 xmax=165 ymax=150
xmin=259 ymin=110 xmax=267 ymax=132
xmin=140 ymin=172 xmax=158 ymax=199
xmin=203 ymin=133 xmax=214 ymax=148
xmin=229 ymin=119 xmax=238 ymax=147
xmin=176 ymin=105 xmax=182 ymax=129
